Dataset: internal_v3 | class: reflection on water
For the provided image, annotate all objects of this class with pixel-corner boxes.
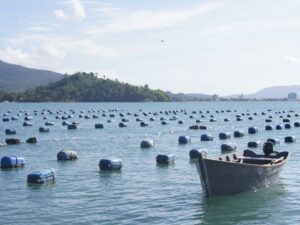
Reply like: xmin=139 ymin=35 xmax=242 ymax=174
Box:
xmin=196 ymin=182 xmax=287 ymax=225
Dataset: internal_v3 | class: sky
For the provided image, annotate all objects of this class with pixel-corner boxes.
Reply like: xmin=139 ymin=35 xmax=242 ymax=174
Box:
xmin=1 ymin=0 xmax=300 ymax=95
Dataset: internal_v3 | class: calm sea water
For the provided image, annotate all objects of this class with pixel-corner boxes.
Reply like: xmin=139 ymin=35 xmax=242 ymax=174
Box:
xmin=0 ymin=101 xmax=299 ymax=225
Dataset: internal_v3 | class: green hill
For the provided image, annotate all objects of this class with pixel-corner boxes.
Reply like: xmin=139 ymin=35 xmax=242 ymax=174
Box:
xmin=0 ymin=72 xmax=170 ymax=102
xmin=0 ymin=60 xmax=64 ymax=92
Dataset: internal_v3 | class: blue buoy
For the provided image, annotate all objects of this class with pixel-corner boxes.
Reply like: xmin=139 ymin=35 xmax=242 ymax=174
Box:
xmin=26 ymin=137 xmax=37 ymax=144
xmin=201 ymin=134 xmax=213 ymax=141
xmin=248 ymin=127 xmax=258 ymax=134
xmin=156 ymin=154 xmax=175 ymax=165
xmin=23 ymin=121 xmax=33 ymax=126
xmin=95 ymin=123 xmax=104 ymax=129
xmin=119 ymin=122 xmax=127 ymax=127
xmin=99 ymin=159 xmax=122 ymax=171
xmin=5 ymin=138 xmax=20 ymax=145
xmin=189 ymin=149 xmax=202 ymax=159
xmin=234 ymin=131 xmax=244 ymax=138
xmin=219 ymin=132 xmax=230 ymax=140
xmin=68 ymin=124 xmax=77 ymax=130
xmin=57 ymin=150 xmax=78 ymax=160
xmin=1 ymin=156 xmax=25 ymax=169
xmin=221 ymin=143 xmax=237 ymax=152
xmin=178 ymin=135 xmax=191 ymax=144
xmin=27 ymin=168 xmax=55 ymax=184
xmin=284 ymin=124 xmax=291 ymax=129
xmin=39 ymin=127 xmax=50 ymax=133
xmin=247 ymin=141 xmax=260 ymax=148
xmin=5 ymin=129 xmax=16 ymax=135
xmin=265 ymin=125 xmax=273 ymax=131
xmin=189 ymin=125 xmax=198 ymax=130
xmin=285 ymin=136 xmax=296 ymax=143
xmin=140 ymin=139 xmax=154 ymax=148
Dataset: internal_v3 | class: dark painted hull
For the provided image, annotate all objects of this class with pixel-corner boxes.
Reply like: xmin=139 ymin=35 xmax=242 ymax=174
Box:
xmin=196 ymin=152 xmax=289 ymax=198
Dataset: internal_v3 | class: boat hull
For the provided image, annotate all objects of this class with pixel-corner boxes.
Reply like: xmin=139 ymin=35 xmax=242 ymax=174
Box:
xmin=196 ymin=152 xmax=288 ymax=198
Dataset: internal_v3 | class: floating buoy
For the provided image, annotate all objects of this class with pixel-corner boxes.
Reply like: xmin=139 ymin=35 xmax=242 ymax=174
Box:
xmin=24 ymin=116 xmax=33 ymax=121
xmin=62 ymin=121 xmax=71 ymax=126
xmin=189 ymin=125 xmax=198 ymax=130
xmin=5 ymin=138 xmax=21 ymax=145
xmin=248 ymin=127 xmax=258 ymax=134
xmin=2 ymin=118 xmax=9 ymax=122
xmin=283 ymin=119 xmax=290 ymax=123
xmin=161 ymin=121 xmax=168 ymax=125
xmin=219 ymin=132 xmax=230 ymax=140
xmin=276 ymin=124 xmax=283 ymax=130
xmin=23 ymin=121 xmax=33 ymax=126
xmin=39 ymin=127 xmax=50 ymax=133
xmin=284 ymin=136 xmax=296 ymax=143
xmin=1 ymin=156 xmax=25 ymax=169
xmin=224 ymin=118 xmax=230 ymax=122
xmin=140 ymin=121 xmax=148 ymax=127
xmin=284 ymin=124 xmax=291 ymax=129
xmin=189 ymin=149 xmax=201 ymax=159
xmin=140 ymin=139 xmax=154 ymax=148
xmin=57 ymin=150 xmax=78 ymax=160
xmin=294 ymin=122 xmax=300 ymax=127
xmin=5 ymin=129 xmax=16 ymax=135
xmin=45 ymin=122 xmax=54 ymax=126
xmin=247 ymin=141 xmax=260 ymax=148
xmin=201 ymin=134 xmax=213 ymax=141
xmin=99 ymin=159 xmax=122 ymax=171
xmin=67 ymin=124 xmax=77 ymax=130
xmin=178 ymin=135 xmax=191 ymax=144
xmin=234 ymin=131 xmax=244 ymax=138
xmin=26 ymin=137 xmax=37 ymax=144
xmin=156 ymin=154 xmax=175 ymax=165
xmin=119 ymin=122 xmax=127 ymax=127
xmin=265 ymin=125 xmax=273 ymax=131
xmin=27 ymin=168 xmax=55 ymax=184
xmin=199 ymin=125 xmax=207 ymax=130
xmin=95 ymin=123 xmax=104 ymax=129
xmin=221 ymin=143 xmax=237 ymax=152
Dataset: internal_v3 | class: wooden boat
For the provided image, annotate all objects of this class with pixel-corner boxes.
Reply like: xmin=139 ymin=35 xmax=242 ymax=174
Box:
xmin=196 ymin=148 xmax=289 ymax=198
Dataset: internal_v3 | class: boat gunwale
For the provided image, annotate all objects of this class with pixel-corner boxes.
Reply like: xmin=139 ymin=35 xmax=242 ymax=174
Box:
xmin=202 ymin=152 xmax=289 ymax=168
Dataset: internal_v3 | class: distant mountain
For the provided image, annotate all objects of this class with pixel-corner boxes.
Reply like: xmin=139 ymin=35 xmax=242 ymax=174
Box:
xmin=0 ymin=60 xmax=64 ymax=92
xmin=246 ymin=85 xmax=300 ymax=99
xmin=0 ymin=72 xmax=170 ymax=102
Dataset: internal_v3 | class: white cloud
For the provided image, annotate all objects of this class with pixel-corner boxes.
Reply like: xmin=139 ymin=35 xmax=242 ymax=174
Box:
xmin=54 ymin=0 xmax=85 ymax=21
xmin=85 ymin=3 xmax=219 ymax=34
xmin=70 ymin=0 xmax=85 ymax=20
xmin=53 ymin=9 xmax=68 ymax=20
xmin=2 ymin=34 xmax=118 ymax=69
xmin=0 ymin=47 xmax=31 ymax=65
xmin=285 ymin=56 xmax=300 ymax=64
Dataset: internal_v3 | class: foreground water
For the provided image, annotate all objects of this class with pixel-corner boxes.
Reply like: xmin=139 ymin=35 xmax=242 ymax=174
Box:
xmin=0 ymin=101 xmax=299 ymax=225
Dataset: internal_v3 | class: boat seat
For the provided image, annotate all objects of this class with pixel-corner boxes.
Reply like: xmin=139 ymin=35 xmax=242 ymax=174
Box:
xmin=226 ymin=156 xmax=230 ymax=162
xmin=219 ymin=157 xmax=223 ymax=161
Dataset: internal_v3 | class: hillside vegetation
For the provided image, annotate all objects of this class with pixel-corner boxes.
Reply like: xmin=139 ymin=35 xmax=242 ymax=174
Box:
xmin=0 ymin=72 xmax=170 ymax=102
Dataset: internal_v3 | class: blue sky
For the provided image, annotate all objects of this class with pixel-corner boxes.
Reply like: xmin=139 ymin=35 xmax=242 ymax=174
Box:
xmin=1 ymin=0 xmax=300 ymax=95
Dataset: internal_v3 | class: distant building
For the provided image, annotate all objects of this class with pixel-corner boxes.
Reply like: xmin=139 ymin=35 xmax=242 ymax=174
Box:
xmin=288 ymin=92 xmax=297 ymax=100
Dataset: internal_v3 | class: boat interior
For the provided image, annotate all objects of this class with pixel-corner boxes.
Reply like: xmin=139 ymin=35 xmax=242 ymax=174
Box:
xmin=218 ymin=150 xmax=289 ymax=165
